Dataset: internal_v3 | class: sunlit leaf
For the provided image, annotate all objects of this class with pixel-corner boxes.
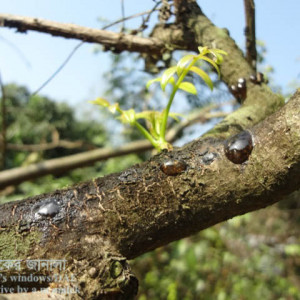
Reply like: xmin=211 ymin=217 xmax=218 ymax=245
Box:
xmin=89 ymin=97 xmax=110 ymax=107
xmin=146 ymin=77 xmax=162 ymax=89
xmin=161 ymin=66 xmax=177 ymax=91
xmin=177 ymin=54 xmax=195 ymax=76
xmin=198 ymin=46 xmax=208 ymax=55
xmin=169 ymin=112 xmax=183 ymax=122
xmin=118 ymin=109 xmax=136 ymax=124
xmin=190 ymin=66 xmax=213 ymax=90
xmin=178 ymin=82 xmax=197 ymax=94
xmin=210 ymin=50 xmax=226 ymax=64
xmin=212 ymin=49 xmax=228 ymax=55
xmin=168 ymin=77 xmax=176 ymax=86
xmin=201 ymin=56 xmax=221 ymax=78
xmin=153 ymin=112 xmax=163 ymax=137
xmin=89 ymin=47 xmax=228 ymax=153
xmin=214 ymin=53 xmax=223 ymax=64
xmin=135 ymin=110 xmax=156 ymax=121
xmin=136 ymin=110 xmax=162 ymax=137
xmin=108 ymin=103 xmax=121 ymax=114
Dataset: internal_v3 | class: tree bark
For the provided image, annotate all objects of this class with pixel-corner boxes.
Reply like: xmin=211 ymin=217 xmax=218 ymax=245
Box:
xmin=0 ymin=89 xmax=299 ymax=298
xmin=0 ymin=2 xmax=299 ymax=299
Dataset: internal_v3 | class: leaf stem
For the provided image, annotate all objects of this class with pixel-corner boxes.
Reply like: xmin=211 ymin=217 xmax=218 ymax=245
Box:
xmin=134 ymin=121 xmax=161 ymax=151
xmin=160 ymin=57 xmax=198 ymax=139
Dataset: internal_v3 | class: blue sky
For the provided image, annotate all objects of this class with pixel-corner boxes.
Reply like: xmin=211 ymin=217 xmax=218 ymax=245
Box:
xmin=0 ymin=0 xmax=299 ymax=106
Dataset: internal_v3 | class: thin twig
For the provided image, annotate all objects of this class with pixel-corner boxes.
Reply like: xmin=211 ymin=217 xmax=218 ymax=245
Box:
xmin=243 ymin=0 xmax=257 ymax=71
xmin=0 ymin=71 xmax=7 ymax=169
xmin=132 ymin=2 xmax=161 ymax=34
xmin=0 ymin=35 xmax=31 ymax=67
xmin=102 ymin=8 xmax=159 ymax=31
xmin=31 ymin=42 xmax=84 ymax=96
xmin=121 ymin=0 xmax=126 ymax=32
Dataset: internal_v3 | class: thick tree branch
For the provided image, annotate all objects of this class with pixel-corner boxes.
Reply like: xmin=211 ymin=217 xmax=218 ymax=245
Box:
xmin=0 ymin=14 xmax=165 ymax=55
xmin=0 ymin=89 xmax=299 ymax=298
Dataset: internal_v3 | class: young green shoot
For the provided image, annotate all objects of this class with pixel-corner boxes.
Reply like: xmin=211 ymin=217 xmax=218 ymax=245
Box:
xmin=91 ymin=47 xmax=227 ymax=152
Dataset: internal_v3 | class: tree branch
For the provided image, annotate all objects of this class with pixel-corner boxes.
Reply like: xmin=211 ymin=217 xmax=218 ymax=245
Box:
xmin=6 ymin=139 xmax=96 ymax=152
xmin=0 ymin=89 xmax=299 ymax=298
xmin=0 ymin=14 xmax=165 ymax=55
xmin=243 ymin=0 xmax=257 ymax=70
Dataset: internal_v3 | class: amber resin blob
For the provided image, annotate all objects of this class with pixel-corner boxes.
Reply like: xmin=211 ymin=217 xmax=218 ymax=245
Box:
xmin=160 ymin=159 xmax=187 ymax=176
xmin=224 ymin=130 xmax=253 ymax=164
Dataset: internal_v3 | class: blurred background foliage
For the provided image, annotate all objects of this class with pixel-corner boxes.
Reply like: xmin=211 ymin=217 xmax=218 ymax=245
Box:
xmin=0 ymin=42 xmax=299 ymax=299
xmin=133 ymin=202 xmax=300 ymax=300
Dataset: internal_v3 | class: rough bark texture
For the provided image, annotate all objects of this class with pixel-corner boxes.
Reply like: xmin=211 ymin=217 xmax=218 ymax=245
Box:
xmin=0 ymin=1 xmax=299 ymax=299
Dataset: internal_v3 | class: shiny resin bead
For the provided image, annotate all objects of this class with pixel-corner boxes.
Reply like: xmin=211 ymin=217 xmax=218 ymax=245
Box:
xmin=160 ymin=159 xmax=187 ymax=176
xmin=224 ymin=130 xmax=253 ymax=164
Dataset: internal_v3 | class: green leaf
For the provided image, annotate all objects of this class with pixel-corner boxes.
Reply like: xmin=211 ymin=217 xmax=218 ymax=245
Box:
xmin=108 ymin=103 xmax=121 ymax=114
xmin=211 ymin=48 xmax=228 ymax=55
xmin=169 ymin=112 xmax=183 ymax=122
xmin=136 ymin=110 xmax=162 ymax=137
xmin=146 ymin=77 xmax=162 ymax=89
xmin=161 ymin=66 xmax=177 ymax=91
xmin=118 ymin=109 xmax=136 ymax=124
xmin=89 ymin=97 xmax=110 ymax=107
xmin=135 ymin=110 xmax=180 ymax=138
xmin=198 ymin=46 xmax=208 ymax=55
xmin=177 ymin=54 xmax=195 ymax=76
xmin=90 ymin=98 xmax=122 ymax=114
xmin=201 ymin=56 xmax=221 ymax=78
xmin=135 ymin=111 xmax=150 ymax=121
xmin=153 ymin=112 xmax=163 ymax=137
xmin=135 ymin=110 xmax=157 ymax=121
xmin=178 ymin=82 xmax=197 ymax=94
xmin=168 ymin=77 xmax=175 ymax=86
xmin=190 ymin=66 xmax=213 ymax=90
xmin=210 ymin=50 xmax=226 ymax=64
xmin=214 ymin=53 xmax=224 ymax=64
